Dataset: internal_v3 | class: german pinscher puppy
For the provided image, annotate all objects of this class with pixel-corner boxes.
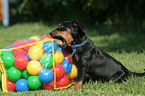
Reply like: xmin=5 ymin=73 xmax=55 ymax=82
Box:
xmin=50 ymin=21 xmax=145 ymax=90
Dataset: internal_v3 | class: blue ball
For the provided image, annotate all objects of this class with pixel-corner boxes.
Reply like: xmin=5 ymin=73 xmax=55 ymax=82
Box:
xmin=39 ymin=69 xmax=53 ymax=83
xmin=3 ymin=46 xmax=12 ymax=52
xmin=26 ymin=53 xmax=32 ymax=61
xmin=43 ymin=41 xmax=57 ymax=54
xmin=57 ymin=47 xmax=65 ymax=56
xmin=16 ymin=79 xmax=29 ymax=91
xmin=4 ymin=46 xmax=12 ymax=49
xmin=61 ymin=60 xmax=72 ymax=74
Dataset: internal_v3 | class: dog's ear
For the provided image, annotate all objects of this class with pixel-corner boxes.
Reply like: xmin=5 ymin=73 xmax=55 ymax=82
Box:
xmin=73 ymin=21 xmax=86 ymax=32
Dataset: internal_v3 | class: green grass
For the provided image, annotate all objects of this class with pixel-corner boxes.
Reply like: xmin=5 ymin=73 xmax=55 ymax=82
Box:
xmin=0 ymin=22 xmax=145 ymax=96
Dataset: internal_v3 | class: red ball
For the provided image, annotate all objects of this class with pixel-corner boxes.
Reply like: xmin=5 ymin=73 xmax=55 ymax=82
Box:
xmin=42 ymin=80 xmax=54 ymax=90
xmin=23 ymin=39 xmax=36 ymax=51
xmin=12 ymin=43 xmax=27 ymax=56
xmin=7 ymin=78 xmax=16 ymax=92
xmin=56 ymin=75 xmax=69 ymax=87
xmin=51 ymin=64 xmax=65 ymax=81
xmin=12 ymin=49 xmax=27 ymax=56
xmin=64 ymin=52 xmax=73 ymax=63
xmin=13 ymin=39 xmax=24 ymax=45
xmin=14 ymin=55 xmax=29 ymax=69
xmin=41 ymin=34 xmax=53 ymax=40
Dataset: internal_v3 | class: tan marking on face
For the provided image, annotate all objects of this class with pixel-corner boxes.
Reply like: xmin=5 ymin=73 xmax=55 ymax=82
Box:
xmin=52 ymin=28 xmax=74 ymax=47
xmin=59 ymin=23 xmax=62 ymax=26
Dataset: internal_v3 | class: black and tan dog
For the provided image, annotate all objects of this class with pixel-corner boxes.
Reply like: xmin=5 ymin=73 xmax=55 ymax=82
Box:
xmin=50 ymin=21 xmax=145 ymax=90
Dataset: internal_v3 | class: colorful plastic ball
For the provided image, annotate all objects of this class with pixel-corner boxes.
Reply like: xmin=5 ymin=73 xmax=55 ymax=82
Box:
xmin=1 ymin=50 xmax=12 ymax=56
xmin=15 ymin=79 xmax=29 ymax=91
xmin=34 ymin=35 xmax=42 ymax=39
xmin=7 ymin=79 xmax=16 ymax=92
xmin=22 ymin=69 xmax=31 ymax=79
xmin=54 ymin=50 xmax=64 ymax=64
xmin=27 ymin=76 xmax=42 ymax=89
xmin=12 ymin=48 xmax=27 ymax=56
xmin=39 ymin=69 xmax=53 ymax=83
xmin=27 ymin=60 xmax=42 ymax=75
xmin=29 ymin=36 xmax=41 ymax=41
xmin=12 ymin=42 xmax=27 ymax=56
xmin=66 ymin=64 xmax=78 ymax=79
xmin=47 ymin=35 xmax=53 ymax=39
xmin=7 ymin=67 xmax=22 ymax=81
xmin=3 ymin=46 xmax=12 ymax=52
xmin=25 ymin=53 xmax=32 ymax=61
xmin=61 ymin=60 xmax=72 ymax=74
xmin=23 ymin=39 xmax=36 ymax=51
xmin=28 ymin=45 xmax=44 ymax=60
xmin=1 ymin=52 xmax=15 ymax=69
xmin=42 ymin=80 xmax=54 ymax=90
xmin=56 ymin=75 xmax=69 ymax=87
xmin=41 ymin=34 xmax=52 ymax=40
xmin=14 ymin=55 xmax=29 ymax=70
xmin=36 ymin=41 xmax=44 ymax=47
xmin=43 ymin=40 xmax=57 ymax=54
xmin=3 ymin=46 xmax=12 ymax=49
xmin=40 ymin=53 xmax=53 ymax=68
xmin=57 ymin=47 xmax=65 ymax=56
xmin=64 ymin=52 xmax=73 ymax=63
xmin=13 ymin=39 xmax=24 ymax=45
xmin=51 ymin=64 xmax=65 ymax=81
xmin=22 ymin=37 xmax=30 ymax=40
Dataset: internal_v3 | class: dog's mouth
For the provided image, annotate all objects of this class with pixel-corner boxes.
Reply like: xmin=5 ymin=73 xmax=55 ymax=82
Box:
xmin=50 ymin=28 xmax=74 ymax=48
xmin=51 ymin=35 xmax=67 ymax=47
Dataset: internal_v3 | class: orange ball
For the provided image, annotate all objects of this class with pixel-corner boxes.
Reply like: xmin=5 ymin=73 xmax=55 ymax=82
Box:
xmin=66 ymin=64 xmax=78 ymax=79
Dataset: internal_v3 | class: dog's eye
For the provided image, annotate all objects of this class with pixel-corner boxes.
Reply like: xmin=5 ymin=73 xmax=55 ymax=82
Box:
xmin=57 ymin=25 xmax=66 ymax=31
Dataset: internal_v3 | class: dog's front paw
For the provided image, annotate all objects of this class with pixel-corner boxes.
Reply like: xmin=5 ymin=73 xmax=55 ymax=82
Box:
xmin=73 ymin=81 xmax=83 ymax=90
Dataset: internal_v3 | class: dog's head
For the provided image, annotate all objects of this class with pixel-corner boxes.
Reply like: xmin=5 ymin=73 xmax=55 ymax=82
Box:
xmin=50 ymin=21 xmax=86 ymax=48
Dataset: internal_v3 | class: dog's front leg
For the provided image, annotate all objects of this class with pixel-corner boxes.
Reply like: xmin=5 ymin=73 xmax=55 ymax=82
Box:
xmin=73 ymin=67 xmax=87 ymax=90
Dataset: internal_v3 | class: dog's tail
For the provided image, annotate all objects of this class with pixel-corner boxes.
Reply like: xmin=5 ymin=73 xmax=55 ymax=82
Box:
xmin=128 ymin=69 xmax=145 ymax=77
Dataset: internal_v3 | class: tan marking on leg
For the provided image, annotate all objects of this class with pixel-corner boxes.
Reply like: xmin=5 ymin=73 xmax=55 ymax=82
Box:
xmin=109 ymin=79 xmax=113 ymax=83
xmin=73 ymin=81 xmax=83 ymax=90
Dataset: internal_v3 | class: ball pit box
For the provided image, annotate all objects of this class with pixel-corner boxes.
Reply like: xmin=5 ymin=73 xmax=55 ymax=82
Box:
xmin=0 ymin=35 xmax=77 ymax=92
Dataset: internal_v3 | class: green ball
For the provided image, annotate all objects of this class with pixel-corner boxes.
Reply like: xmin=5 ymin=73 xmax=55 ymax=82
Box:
xmin=1 ymin=52 xmax=15 ymax=69
xmin=7 ymin=67 xmax=21 ymax=81
xmin=1 ymin=51 xmax=11 ymax=56
xmin=40 ymin=53 xmax=54 ymax=68
xmin=22 ymin=69 xmax=31 ymax=79
xmin=22 ymin=37 xmax=30 ymax=40
xmin=27 ymin=76 xmax=41 ymax=89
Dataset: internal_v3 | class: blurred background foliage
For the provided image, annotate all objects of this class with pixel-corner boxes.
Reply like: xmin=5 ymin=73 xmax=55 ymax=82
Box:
xmin=9 ymin=0 xmax=145 ymax=32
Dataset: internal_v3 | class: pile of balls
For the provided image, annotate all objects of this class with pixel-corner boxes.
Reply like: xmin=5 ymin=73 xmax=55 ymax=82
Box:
xmin=1 ymin=34 xmax=78 ymax=92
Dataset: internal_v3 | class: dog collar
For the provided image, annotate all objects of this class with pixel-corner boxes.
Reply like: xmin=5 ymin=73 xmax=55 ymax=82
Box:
xmin=69 ymin=38 xmax=89 ymax=61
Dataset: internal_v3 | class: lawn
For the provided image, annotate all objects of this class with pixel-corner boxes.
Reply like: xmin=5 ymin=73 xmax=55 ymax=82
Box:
xmin=0 ymin=22 xmax=145 ymax=96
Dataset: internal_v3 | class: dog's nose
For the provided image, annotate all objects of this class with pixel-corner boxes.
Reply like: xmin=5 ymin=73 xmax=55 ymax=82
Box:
xmin=49 ymin=32 xmax=53 ymax=36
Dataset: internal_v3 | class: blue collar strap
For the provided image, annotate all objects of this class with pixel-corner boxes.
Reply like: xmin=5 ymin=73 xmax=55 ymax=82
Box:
xmin=68 ymin=38 xmax=89 ymax=61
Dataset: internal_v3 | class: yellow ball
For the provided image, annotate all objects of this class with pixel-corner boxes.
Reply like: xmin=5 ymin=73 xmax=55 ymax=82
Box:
xmin=28 ymin=45 xmax=44 ymax=60
xmin=66 ymin=64 xmax=78 ymax=79
xmin=54 ymin=50 xmax=64 ymax=64
xmin=29 ymin=36 xmax=41 ymax=41
xmin=36 ymin=41 xmax=44 ymax=47
xmin=27 ymin=60 xmax=42 ymax=75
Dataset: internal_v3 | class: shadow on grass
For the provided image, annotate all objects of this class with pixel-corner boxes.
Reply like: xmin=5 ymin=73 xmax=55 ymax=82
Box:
xmin=86 ymin=24 xmax=145 ymax=53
